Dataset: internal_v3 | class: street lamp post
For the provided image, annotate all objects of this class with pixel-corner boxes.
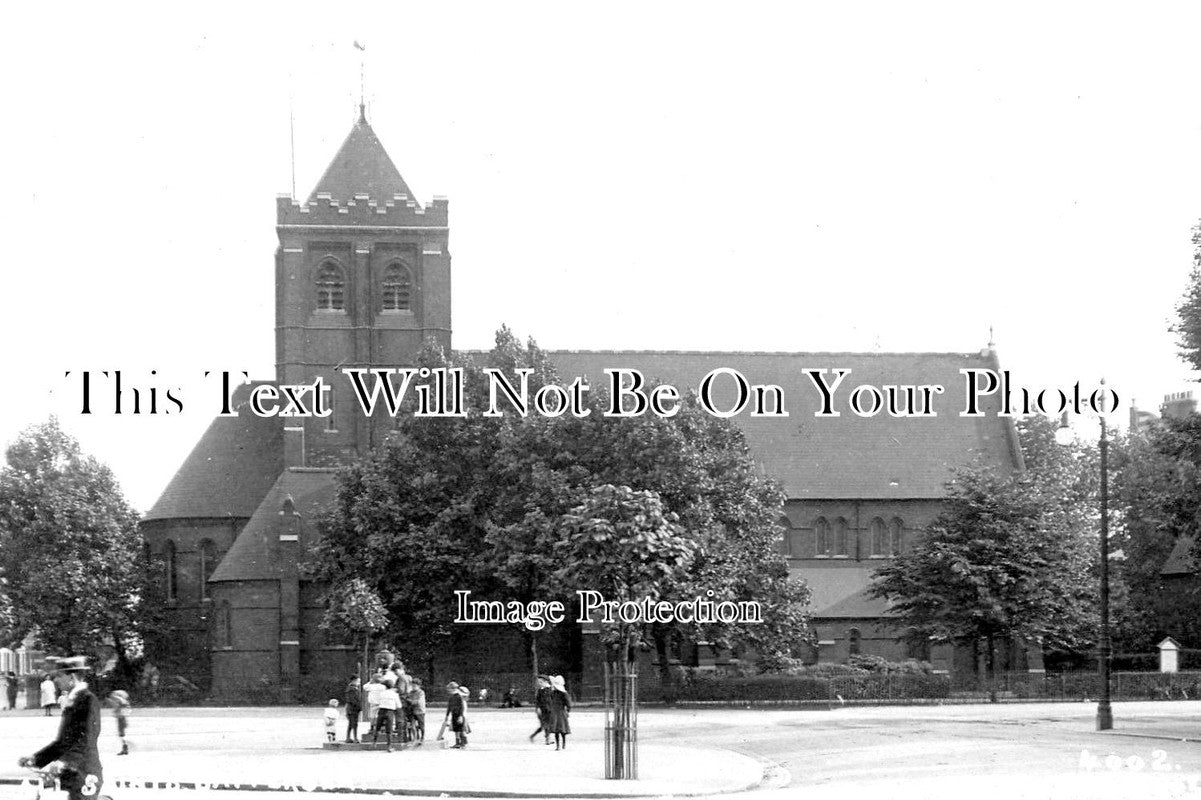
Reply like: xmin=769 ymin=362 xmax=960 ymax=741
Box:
xmin=1057 ymin=392 xmax=1113 ymax=731
xmin=1096 ymin=412 xmax=1113 ymax=731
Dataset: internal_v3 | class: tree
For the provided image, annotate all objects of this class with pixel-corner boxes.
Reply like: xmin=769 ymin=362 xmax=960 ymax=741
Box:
xmin=312 ymin=328 xmax=810 ymax=688
xmin=0 ymin=418 xmax=150 ymax=677
xmin=1172 ymin=222 xmax=1201 ymax=372
xmin=1110 ymin=416 xmax=1201 ymax=650
xmin=869 ymin=421 xmax=1100 ymax=686
xmin=321 ymin=577 xmax=390 ymax=682
xmin=311 ymin=329 xmax=559 ymax=676
xmin=488 ymin=388 xmax=810 ymax=688
xmin=552 ymin=484 xmax=694 ymax=779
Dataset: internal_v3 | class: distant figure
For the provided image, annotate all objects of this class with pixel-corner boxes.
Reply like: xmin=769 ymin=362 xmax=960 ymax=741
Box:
xmin=529 ymin=676 xmax=552 ymax=744
xmin=501 ymin=685 xmax=522 ymax=708
xmin=0 ymin=671 xmax=9 ymax=711
xmin=323 ymin=699 xmax=339 ymax=743
xmin=373 ymin=678 xmax=400 ymax=752
xmin=363 ymin=672 xmax=385 ymax=738
xmin=108 ymin=690 xmax=131 ymax=755
xmin=344 ymin=675 xmax=362 ymax=743
xmin=546 ymin=675 xmax=572 ymax=751
xmin=444 ymin=682 xmax=469 ymax=749
xmin=406 ymin=678 xmax=426 ymax=744
xmin=40 ymin=675 xmax=57 ymax=716
xmin=5 ymin=672 xmax=17 ymax=711
xmin=477 ymin=687 xmax=489 ymax=705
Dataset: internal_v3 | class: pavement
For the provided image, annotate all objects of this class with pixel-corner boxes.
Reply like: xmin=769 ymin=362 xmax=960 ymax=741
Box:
xmin=0 ymin=702 xmax=1199 ymax=799
xmin=0 ymin=706 xmax=769 ymax=798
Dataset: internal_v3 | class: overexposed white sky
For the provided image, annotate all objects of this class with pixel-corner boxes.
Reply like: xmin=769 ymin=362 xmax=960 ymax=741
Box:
xmin=2 ymin=3 xmax=1199 ymax=511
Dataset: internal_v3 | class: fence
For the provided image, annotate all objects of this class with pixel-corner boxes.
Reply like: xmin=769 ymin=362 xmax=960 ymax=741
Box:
xmin=653 ymin=669 xmax=1201 ymax=705
xmin=961 ymin=670 xmax=1201 ymax=701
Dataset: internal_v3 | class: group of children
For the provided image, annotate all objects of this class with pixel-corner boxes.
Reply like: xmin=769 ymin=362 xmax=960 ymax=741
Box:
xmin=324 ymin=663 xmax=430 ymax=752
xmin=324 ymin=669 xmax=572 ymax=753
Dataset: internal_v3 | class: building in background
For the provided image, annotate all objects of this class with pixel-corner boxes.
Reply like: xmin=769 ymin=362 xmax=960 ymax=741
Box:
xmin=141 ymin=109 xmax=1025 ymax=700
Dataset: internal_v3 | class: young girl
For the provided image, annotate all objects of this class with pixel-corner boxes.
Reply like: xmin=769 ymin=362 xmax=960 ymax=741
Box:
xmin=323 ymin=699 xmax=340 ymax=742
xmin=546 ymin=675 xmax=572 ymax=750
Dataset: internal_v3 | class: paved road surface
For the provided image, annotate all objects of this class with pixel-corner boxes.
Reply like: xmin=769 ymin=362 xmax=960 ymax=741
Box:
xmin=0 ymin=702 xmax=1197 ymax=799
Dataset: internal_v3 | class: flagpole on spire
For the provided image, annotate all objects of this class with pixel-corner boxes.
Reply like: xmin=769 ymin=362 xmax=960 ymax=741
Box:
xmin=288 ymin=74 xmax=297 ymax=200
xmin=354 ymin=40 xmax=367 ymax=122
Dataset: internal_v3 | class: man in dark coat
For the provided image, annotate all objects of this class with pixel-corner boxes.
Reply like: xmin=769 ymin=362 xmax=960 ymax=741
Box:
xmin=18 ymin=657 xmax=102 ymax=800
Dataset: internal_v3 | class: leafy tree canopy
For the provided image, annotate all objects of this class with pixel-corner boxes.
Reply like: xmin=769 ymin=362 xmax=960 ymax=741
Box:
xmin=0 ymin=418 xmax=150 ymax=671
xmin=870 ymin=415 xmax=1099 ymax=663
xmin=312 ymin=328 xmax=810 ymax=674
xmin=1111 ymin=414 xmax=1201 ymax=649
xmin=1172 ymin=222 xmax=1201 ymax=373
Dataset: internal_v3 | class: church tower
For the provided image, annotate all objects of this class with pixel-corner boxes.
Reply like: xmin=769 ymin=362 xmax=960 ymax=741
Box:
xmin=143 ymin=108 xmax=451 ymax=700
xmin=275 ymin=105 xmax=451 ymax=465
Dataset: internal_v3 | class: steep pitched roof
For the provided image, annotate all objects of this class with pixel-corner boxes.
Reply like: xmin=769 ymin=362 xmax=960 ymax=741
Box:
xmin=209 ymin=468 xmax=339 ymax=583
xmin=546 ymin=350 xmax=1022 ymax=499
xmin=144 ymin=384 xmax=284 ymax=520
xmin=307 ymin=114 xmax=414 ymax=203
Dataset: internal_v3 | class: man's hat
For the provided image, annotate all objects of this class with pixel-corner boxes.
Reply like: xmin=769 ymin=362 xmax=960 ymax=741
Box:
xmin=50 ymin=656 xmax=90 ymax=674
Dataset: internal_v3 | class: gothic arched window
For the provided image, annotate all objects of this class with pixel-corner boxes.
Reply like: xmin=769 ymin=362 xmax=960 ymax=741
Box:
xmin=778 ymin=516 xmax=793 ymax=557
xmin=848 ymin=627 xmax=862 ymax=656
xmin=165 ymin=540 xmax=177 ymax=601
xmin=199 ymin=539 xmax=218 ymax=601
xmin=315 ymin=261 xmax=346 ymax=311
xmin=889 ymin=517 xmax=904 ymax=556
xmin=834 ymin=517 xmax=851 ymax=557
xmin=382 ymin=262 xmax=412 ymax=311
xmin=870 ymin=517 xmax=888 ymax=557
xmin=814 ymin=517 xmax=831 ymax=557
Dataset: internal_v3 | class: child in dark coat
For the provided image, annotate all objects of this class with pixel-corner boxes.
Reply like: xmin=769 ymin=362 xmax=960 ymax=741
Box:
xmin=529 ymin=676 xmax=552 ymax=745
xmin=443 ymin=682 xmax=469 ymax=749
xmin=546 ymin=675 xmax=572 ymax=750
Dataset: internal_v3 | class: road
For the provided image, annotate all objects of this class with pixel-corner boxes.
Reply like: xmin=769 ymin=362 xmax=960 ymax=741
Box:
xmin=0 ymin=701 xmax=1197 ymax=799
xmin=641 ymin=701 xmax=1201 ymax=798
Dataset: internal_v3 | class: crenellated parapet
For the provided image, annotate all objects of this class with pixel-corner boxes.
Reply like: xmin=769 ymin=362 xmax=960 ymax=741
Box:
xmin=276 ymin=193 xmax=449 ymax=228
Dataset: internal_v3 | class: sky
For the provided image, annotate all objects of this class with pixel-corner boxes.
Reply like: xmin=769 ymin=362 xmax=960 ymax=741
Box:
xmin=2 ymin=3 xmax=1200 ymax=512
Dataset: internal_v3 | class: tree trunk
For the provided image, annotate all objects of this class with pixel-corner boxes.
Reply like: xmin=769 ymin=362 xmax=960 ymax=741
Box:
xmin=986 ymin=634 xmax=997 ymax=703
xmin=653 ymin=626 xmax=674 ymax=702
xmin=530 ymin=631 xmax=541 ymax=687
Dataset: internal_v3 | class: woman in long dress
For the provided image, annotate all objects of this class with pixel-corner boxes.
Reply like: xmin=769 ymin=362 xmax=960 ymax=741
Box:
xmin=545 ymin=675 xmax=572 ymax=750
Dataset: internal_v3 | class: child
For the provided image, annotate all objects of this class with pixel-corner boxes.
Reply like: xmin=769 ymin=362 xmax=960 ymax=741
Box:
xmin=444 ymin=682 xmax=469 ymax=749
xmin=406 ymin=678 xmax=426 ymax=745
xmin=324 ymin=699 xmax=339 ymax=743
xmin=547 ymin=675 xmax=572 ymax=751
xmin=40 ymin=675 xmax=56 ymax=716
xmin=373 ymin=677 xmax=400 ymax=752
xmin=363 ymin=672 xmax=384 ymax=738
xmin=344 ymin=674 xmax=362 ymax=743
xmin=109 ymin=689 xmax=132 ymax=755
xmin=530 ymin=676 xmax=551 ymax=744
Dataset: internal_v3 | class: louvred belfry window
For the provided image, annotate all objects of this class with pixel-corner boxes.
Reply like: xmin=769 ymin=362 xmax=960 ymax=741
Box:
xmin=316 ymin=262 xmax=346 ymax=311
xmin=382 ymin=263 xmax=412 ymax=311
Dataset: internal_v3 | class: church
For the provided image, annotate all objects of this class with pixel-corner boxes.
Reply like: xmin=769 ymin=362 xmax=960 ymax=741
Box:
xmin=141 ymin=107 xmax=1026 ymax=701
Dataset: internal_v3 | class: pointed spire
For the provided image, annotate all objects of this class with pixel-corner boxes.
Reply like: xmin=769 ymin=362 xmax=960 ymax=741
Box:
xmin=307 ymin=116 xmax=414 ymax=203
